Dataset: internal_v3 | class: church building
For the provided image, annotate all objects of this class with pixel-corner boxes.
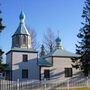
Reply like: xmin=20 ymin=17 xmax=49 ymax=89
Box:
xmin=6 ymin=12 xmax=80 ymax=81
xmin=6 ymin=11 xmax=39 ymax=81
xmin=39 ymin=37 xmax=81 ymax=81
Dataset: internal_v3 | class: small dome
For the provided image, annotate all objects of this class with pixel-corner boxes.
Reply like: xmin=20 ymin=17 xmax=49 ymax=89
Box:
xmin=55 ymin=36 xmax=63 ymax=49
xmin=55 ymin=37 xmax=61 ymax=43
xmin=19 ymin=11 xmax=25 ymax=21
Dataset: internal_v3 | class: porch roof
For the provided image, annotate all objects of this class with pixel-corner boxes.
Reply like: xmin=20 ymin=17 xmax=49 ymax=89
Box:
xmin=38 ymin=58 xmax=52 ymax=67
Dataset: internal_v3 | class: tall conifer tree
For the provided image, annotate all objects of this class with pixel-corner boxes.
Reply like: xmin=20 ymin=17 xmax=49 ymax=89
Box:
xmin=0 ymin=7 xmax=5 ymax=72
xmin=73 ymin=0 xmax=90 ymax=76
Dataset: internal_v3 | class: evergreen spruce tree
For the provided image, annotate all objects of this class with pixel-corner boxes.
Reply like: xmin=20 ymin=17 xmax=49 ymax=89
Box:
xmin=0 ymin=8 xmax=5 ymax=72
xmin=72 ymin=0 xmax=90 ymax=76
xmin=0 ymin=49 xmax=4 ymax=72
xmin=40 ymin=44 xmax=45 ymax=57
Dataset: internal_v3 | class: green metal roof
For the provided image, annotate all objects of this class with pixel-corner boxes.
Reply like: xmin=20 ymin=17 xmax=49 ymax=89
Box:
xmin=6 ymin=48 xmax=37 ymax=55
xmin=38 ymin=49 xmax=80 ymax=67
xmin=13 ymin=23 xmax=30 ymax=35
xmin=38 ymin=36 xmax=80 ymax=67
xmin=46 ymin=48 xmax=80 ymax=58
xmin=11 ymin=48 xmax=36 ymax=52
xmin=38 ymin=58 xmax=52 ymax=67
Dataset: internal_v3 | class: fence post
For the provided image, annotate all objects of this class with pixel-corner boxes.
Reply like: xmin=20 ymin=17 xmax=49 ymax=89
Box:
xmin=0 ymin=80 xmax=1 ymax=90
xmin=17 ymin=79 xmax=19 ymax=90
xmin=86 ymin=77 xmax=89 ymax=88
xmin=44 ymin=79 xmax=47 ymax=90
xmin=67 ymin=78 xmax=69 ymax=90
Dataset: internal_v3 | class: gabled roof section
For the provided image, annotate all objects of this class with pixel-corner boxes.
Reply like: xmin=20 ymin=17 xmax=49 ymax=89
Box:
xmin=38 ymin=48 xmax=80 ymax=67
xmin=45 ymin=35 xmax=80 ymax=58
xmin=46 ymin=48 xmax=80 ymax=58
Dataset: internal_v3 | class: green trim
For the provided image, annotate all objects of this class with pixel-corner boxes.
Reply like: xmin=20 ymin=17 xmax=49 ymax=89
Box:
xmin=52 ymin=56 xmax=79 ymax=58
xmin=6 ymin=49 xmax=38 ymax=55
xmin=40 ymin=65 xmax=52 ymax=67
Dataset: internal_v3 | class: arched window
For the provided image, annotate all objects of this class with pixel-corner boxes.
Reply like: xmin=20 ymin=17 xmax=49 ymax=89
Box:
xmin=15 ymin=35 xmax=19 ymax=47
xmin=22 ymin=35 xmax=27 ymax=45
xmin=12 ymin=35 xmax=19 ymax=47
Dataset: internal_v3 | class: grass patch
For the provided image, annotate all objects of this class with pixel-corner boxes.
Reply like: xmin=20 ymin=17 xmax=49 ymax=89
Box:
xmin=70 ymin=87 xmax=90 ymax=90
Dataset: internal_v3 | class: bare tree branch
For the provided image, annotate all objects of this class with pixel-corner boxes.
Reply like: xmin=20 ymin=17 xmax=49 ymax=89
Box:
xmin=43 ymin=28 xmax=56 ymax=53
xmin=28 ymin=27 xmax=39 ymax=50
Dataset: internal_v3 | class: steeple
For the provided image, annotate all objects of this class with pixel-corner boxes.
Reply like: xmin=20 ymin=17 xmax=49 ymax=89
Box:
xmin=12 ymin=11 xmax=31 ymax=49
xmin=55 ymin=34 xmax=63 ymax=49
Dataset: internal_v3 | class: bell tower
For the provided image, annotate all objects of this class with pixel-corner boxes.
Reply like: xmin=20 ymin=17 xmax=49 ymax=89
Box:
xmin=6 ymin=11 xmax=39 ymax=81
xmin=12 ymin=11 xmax=31 ymax=49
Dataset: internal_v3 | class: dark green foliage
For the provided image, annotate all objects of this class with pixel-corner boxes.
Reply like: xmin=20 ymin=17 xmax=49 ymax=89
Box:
xmin=0 ymin=49 xmax=4 ymax=72
xmin=40 ymin=44 xmax=45 ymax=57
xmin=0 ymin=8 xmax=5 ymax=32
xmin=73 ymin=0 xmax=90 ymax=76
xmin=0 ymin=8 xmax=5 ymax=72
xmin=0 ymin=18 xmax=5 ymax=32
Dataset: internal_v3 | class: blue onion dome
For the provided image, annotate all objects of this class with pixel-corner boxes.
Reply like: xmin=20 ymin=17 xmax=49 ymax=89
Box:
xmin=13 ymin=11 xmax=30 ymax=36
xmin=55 ymin=36 xmax=63 ymax=49
xmin=55 ymin=36 xmax=61 ymax=43
xmin=19 ymin=11 xmax=25 ymax=22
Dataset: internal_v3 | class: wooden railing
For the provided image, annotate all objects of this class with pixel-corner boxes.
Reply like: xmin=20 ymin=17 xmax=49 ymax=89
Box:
xmin=0 ymin=78 xmax=90 ymax=90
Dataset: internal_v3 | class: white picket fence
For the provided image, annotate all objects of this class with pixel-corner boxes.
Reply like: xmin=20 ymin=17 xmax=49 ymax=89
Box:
xmin=0 ymin=78 xmax=90 ymax=90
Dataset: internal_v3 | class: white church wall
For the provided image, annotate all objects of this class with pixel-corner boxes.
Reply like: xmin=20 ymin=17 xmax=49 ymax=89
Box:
xmin=6 ymin=52 xmax=12 ymax=69
xmin=41 ymin=57 xmax=80 ymax=82
xmin=11 ymin=52 xmax=39 ymax=81
xmin=52 ymin=57 xmax=80 ymax=80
